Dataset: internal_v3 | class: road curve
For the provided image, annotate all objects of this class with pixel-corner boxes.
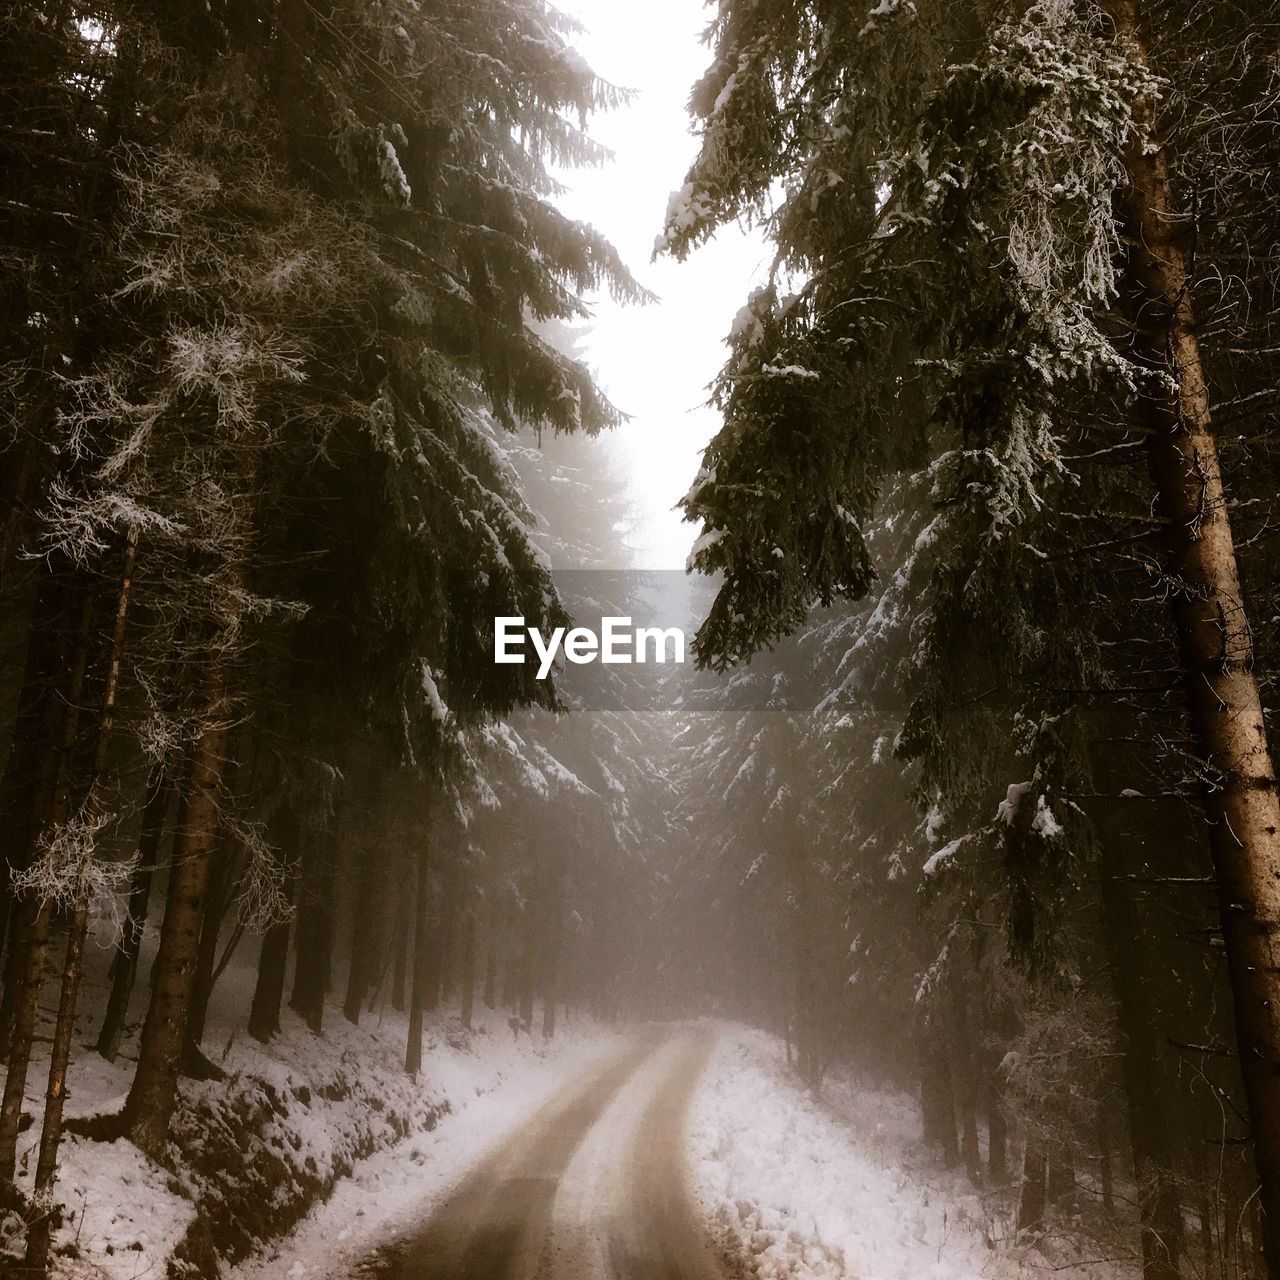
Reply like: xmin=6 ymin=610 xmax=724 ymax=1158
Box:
xmin=360 ymin=1029 xmax=723 ymax=1280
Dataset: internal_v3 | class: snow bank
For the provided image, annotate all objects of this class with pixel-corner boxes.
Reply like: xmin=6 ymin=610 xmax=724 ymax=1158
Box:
xmin=175 ymin=1005 xmax=614 ymax=1276
xmin=689 ymin=1025 xmax=1135 ymax=1280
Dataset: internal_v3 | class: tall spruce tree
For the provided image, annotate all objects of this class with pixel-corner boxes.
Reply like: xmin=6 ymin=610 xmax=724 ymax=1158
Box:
xmin=0 ymin=0 xmax=647 ymax=1241
xmin=662 ymin=0 xmax=1280 ymax=1271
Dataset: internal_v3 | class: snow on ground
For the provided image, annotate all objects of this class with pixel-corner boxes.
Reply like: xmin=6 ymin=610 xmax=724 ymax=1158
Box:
xmin=0 ymin=919 xmax=617 ymax=1280
xmin=689 ymin=1025 xmax=1137 ymax=1280
xmin=35 ymin=1003 xmax=615 ymax=1280
xmin=228 ymin=1009 xmax=618 ymax=1280
xmin=546 ymin=1034 xmax=699 ymax=1280
xmin=33 ymin=1120 xmax=193 ymax=1279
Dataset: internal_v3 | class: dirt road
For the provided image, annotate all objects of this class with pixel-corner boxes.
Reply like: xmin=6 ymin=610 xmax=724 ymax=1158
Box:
xmin=361 ymin=1030 xmax=723 ymax=1280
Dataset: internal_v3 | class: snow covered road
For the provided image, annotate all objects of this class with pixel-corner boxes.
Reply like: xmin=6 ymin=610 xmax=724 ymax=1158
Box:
xmin=230 ymin=1021 xmax=1136 ymax=1280
xmin=360 ymin=1029 xmax=724 ymax=1280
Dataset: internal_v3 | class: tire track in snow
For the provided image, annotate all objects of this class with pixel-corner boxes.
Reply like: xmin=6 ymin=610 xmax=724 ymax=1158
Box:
xmin=363 ymin=1042 xmax=649 ymax=1279
xmin=359 ymin=1029 xmax=722 ymax=1280
xmin=604 ymin=1031 xmax=722 ymax=1280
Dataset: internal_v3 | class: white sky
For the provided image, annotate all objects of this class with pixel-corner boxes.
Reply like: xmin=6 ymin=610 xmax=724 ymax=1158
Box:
xmin=552 ymin=0 xmax=771 ymax=570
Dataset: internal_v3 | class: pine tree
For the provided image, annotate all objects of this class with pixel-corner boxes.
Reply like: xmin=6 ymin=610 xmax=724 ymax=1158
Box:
xmin=0 ymin=0 xmax=649 ymax=1233
xmin=662 ymin=0 xmax=1280 ymax=1269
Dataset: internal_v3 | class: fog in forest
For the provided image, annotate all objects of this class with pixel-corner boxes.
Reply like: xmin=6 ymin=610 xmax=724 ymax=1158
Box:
xmin=1 ymin=3 xmax=1279 ymax=1280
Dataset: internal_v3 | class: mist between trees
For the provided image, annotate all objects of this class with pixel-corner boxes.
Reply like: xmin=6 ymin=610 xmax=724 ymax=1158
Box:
xmin=1 ymin=1 xmax=1280 ymax=1279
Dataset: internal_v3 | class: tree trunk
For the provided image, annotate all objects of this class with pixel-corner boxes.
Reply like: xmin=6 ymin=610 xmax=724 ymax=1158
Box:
xmin=1197 ymin=1151 xmax=1216 ymax=1280
xmin=957 ymin=1084 xmax=981 ymax=1184
xmin=1098 ymin=1104 xmax=1115 ymax=1218
xmin=185 ymin=726 xmax=258 ymax=1068
xmin=0 ymin=574 xmax=70 ymax=972
xmin=951 ymin=993 xmax=982 ymax=1184
xmin=247 ymin=807 xmax=299 ymax=1043
xmin=459 ymin=909 xmax=476 ymax=1031
xmin=24 ymin=529 xmax=136 ymax=1267
xmin=985 ymin=1062 xmax=1009 ymax=1184
xmin=119 ymin=661 xmax=228 ymax=1160
xmin=391 ymin=876 xmax=409 ymax=1014
xmin=1018 ymin=1139 xmax=1048 ymax=1234
xmin=0 ymin=577 xmax=85 ymax=1057
xmin=1099 ymin=860 xmax=1184 ymax=1280
xmin=439 ymin=865 xmax=456 ymax=1006
xmin=540 ymin=865 xmax=563 ymax=1041
xmin=482 ymin=908 xmax=498 ymax=1011
xmin=23 ymin=900 xmax=87 ymax=1267
xmin=0 ymin=586 xmax=93 ymax=1186
xmin=422 ymin=886 xmax=444 ymax=1015
xmin=248 ymin=920 xmax=290 ymax=1044
xmin=406 ymin=839 xmax=431 ymax=1076
xmin=183 ymin=849 xmax=228 ymax=1072
xmin=518 ymin=915 xmax=536 ymax=1033
xmin=0 ymin=437 xmax=37 ymax=592
xmin=1103 ymin=3 xmax=1280 ymax=1271
xmin=289 ymin=826 xmax=336 ymax=1036
xmin=784 ymin=836 xmax=822 ymax=1091
xmin=921 ymin=1034 xmax=959 ymax=1168
xmin=1048 ymin=1143 xmax=1076 ymax=1210
xmin=343 ymin=850 xmax=380 ymax=1026
xmin=502 ymin=897 xmax=519 ymax=1011
xmin=96 ymin=766 xmax=175 ymax=1061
